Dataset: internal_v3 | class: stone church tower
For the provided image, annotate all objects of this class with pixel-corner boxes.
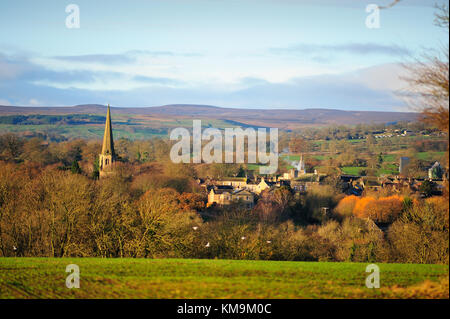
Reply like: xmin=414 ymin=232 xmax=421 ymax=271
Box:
xmin=99 ymin=104 xmax=115 ymax=178
xmin=297 ymin=154 xmax=306 ymax=175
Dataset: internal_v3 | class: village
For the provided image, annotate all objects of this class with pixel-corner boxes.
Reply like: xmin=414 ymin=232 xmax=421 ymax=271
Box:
xmin=200 ymin=154 xmax=446 ymax=209
xmin=84 ymin=106 xmax=444 ymax=215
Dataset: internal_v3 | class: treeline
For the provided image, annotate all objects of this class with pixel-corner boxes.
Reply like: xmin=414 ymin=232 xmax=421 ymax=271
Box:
xmin=0 ymin=133 xmax=273 ymax=179
xmin=0 ymin=132 xmax=448 ymax=263
xmin=0 ymin=160 xmax=448 ymax=263
xmin=0 ymin=133 xmax=172 ymax=167
xmin=413 ymin=140 xmax=448 ymax=152
xmin=0 ymin=114 xmax=107 ymax=125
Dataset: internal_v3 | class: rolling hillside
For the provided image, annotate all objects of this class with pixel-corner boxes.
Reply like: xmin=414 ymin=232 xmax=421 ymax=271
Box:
xmin=0 ymin=104 xmax=418 ymax=129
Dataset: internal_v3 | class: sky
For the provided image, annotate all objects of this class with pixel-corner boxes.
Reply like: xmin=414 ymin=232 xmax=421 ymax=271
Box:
xmin=0 ymin=0 xmax=448 ymax=111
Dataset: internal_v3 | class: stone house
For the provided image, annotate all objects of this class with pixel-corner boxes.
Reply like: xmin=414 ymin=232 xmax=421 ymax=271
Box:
xmin=208 ymin=187 xmax=254 ymax=208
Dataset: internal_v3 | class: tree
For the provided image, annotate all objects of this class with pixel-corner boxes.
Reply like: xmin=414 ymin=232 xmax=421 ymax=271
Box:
xmin=23 ymin=169 xmax=93 ymax=257
xmin=366 ymin=134 xmax=376 ymax=147
xmin=179 ymin=192 xmax=206 ymax=211
xmin=0 ymin=134 xmax=24 ymax=161
xmin=89 ymin=171 xmax=132 ymax=257
xmin=420 ymin=180 xmax=435 ymax=198
xmin=92 ymin=156 xmax=100 ymax=179
xmin=403 ymin=4 xmax=449 ymax=180
xmin=236 ymin=165 xmax=246 ymax=177
xmin=388 ymin=198 xmax=449 ymax=264
xmin=254 ymin=187 xmax=294 ymax=223
xmin=377 ymin=153 xmax=383 ymax=165
xmin=288 ymin=136 xmax=311 ymax=153
xmin=362 ymin=195 xmax=404 ymax=224
xmin=353 ymin=197 xmax=376 ymax=219
xmin=20 ymin=138 xmax=54 ymax=165
xmin=335 ymin=195 xmax=360 ymax=218
xmin=0 ymin=163 xmax=28 ymax=256
xmin=128 ymin=188 xmax=202 ymax=258
xmin=71 ymin=160 xmax=82 ymax=174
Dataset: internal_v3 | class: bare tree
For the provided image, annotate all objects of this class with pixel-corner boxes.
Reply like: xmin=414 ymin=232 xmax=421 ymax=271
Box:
xmin=379 ymin=0 xmax=401 ymax=9
xmin=403 ymin=4 xmax=449 ymax=134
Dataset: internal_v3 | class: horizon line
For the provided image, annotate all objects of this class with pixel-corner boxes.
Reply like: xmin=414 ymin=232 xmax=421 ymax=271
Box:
xmin=0 ymin=103 xmax=419 ymax=113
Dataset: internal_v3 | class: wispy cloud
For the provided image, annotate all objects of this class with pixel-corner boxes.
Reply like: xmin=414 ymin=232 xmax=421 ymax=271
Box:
xmin=0 ymin=98 xmax=12 ymax=106
xmin=51 ymin=50 xmax=203 ymax=66
xmin=0 ymin=52 xmax=183 ymax=93
xmin=52 ymin=54 xmax=135 ymax=65
xmin=270 ymin=43 xmax=412 ymax=57
xmin=131 ymin=75 xmax=182 ymax=85
xmin=128 ymin=50 xmax=203 ymax=58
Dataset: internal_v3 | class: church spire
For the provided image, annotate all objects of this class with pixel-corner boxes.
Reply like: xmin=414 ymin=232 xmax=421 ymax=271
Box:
xmin=101 ymin=104 xmax=115 ymax=156
xmin=99 ymin=104 xmax=115 ymax=178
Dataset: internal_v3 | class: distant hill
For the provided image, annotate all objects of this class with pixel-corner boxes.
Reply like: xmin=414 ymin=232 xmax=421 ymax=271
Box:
xmin=0 ymin=104 xmax=418 ymax=129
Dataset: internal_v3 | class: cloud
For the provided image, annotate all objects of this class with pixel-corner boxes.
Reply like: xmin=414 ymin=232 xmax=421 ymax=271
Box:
xmin=0 ymin=52 xmax=183 ymax=92
xmin=51 ymin=50 xmax=203 ymax=66
xmin=0 ymin=53 xmax=95 ymax=83
xmin=270 ymin=42 xmax=412 ymax=57
xmin=128 ymin=50 xmax=203 ymax=58
xmin=0 ymin=52 xmax=30 ymax=80
xmin=0 ymin=50 xmax=410 ymax=111
xmin=52 ymin=54 xmax=135 ymax=65
xmin=0 ymin=66 xmax=409 ymax=111
xmin=28 ymin=98 xmax=42 ymax=106
xmin=222 ymin=72 xmax=407 ymax=110
xmin=0 ymin=98 xmax=11 ymax=106
xmin=132 ymin=75 xmax=182 ymax=85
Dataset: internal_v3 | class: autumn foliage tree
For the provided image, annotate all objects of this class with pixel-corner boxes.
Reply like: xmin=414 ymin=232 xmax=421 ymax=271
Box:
xmin=334 ymin=195 xmax=359 ymax=218
xmin=361 ymin=195 xmax=404 ymax=224
xmin=288 ymin=136 xmax=311 ymax=153
xmin=352 ymin=197 xmax=376 ymax=219
xmin=337 ymin=195 xmax=405 ymax=224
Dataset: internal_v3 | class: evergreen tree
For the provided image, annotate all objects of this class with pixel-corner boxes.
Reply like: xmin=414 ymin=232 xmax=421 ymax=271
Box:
xmin=92 ymin=156 xmax=100 ymax=179
xmin=71 ymin=160 xmax=82 ymax=174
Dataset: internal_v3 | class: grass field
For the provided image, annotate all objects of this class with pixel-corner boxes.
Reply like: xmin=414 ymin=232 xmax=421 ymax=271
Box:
xmin=0 ymin=118 xmax=247 ymax=140
xmin=0 ymin=258 xmax=448 ymax=299
xmin=340 ymin=167 xmax=364 ymax=175
xmin=416 ymin=151 xmax=446 ymax=161
xmin=382 ymin=154 xmax=397 ymax=162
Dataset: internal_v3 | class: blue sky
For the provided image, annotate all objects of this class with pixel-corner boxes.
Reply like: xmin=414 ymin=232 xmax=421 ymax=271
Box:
xmin=0 ymin=0 xmax=447 ymax=110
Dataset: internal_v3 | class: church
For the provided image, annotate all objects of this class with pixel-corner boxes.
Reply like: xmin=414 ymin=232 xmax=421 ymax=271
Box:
xmin=99 ymin=104 xmax=116 ymax=178
xmin=282 ymin=154 xmax=306 ymax=180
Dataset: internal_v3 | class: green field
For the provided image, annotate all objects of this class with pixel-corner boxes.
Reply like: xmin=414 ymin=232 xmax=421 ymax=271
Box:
xmin=0 ymin=258 xmax=447 ymax=299
xmin=416 ymin=151 xmax=446 ymax=161
xmin=0 ymin=117 xmax=248 ymax=141
xmin=280 ymin=155 xmax=300 ymax=162
xmin=340 ymin=167 xmax=364 ymax=175
xmin=382 ymin=154 xmax=397 ymax=162
xmin=340 ymin=165 xmax=399 ymax=177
